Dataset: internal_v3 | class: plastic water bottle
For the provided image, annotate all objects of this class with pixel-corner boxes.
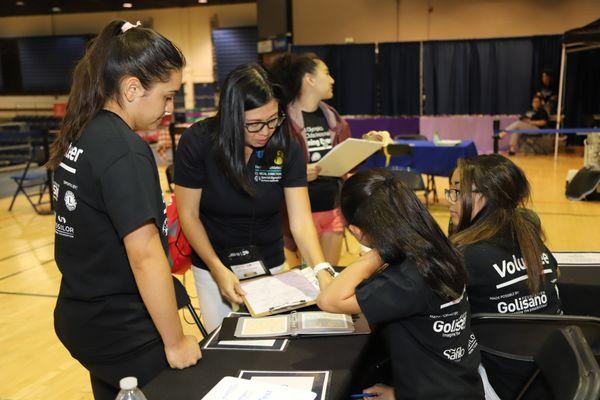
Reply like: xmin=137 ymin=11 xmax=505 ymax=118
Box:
xmin=115 ymin=377 xmax=148 ymax=400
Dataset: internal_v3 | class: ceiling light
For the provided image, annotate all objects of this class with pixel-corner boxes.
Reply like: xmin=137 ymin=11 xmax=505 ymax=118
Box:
xmin=198 ymin=0 xmax=208 ymax=3
xmin=51 ymin=6 xmax=61 ymax=12
xmin=16 ymin=1 xmax=25 ymax=6
xmin=123 ymin=2 xmax=133 ymax=8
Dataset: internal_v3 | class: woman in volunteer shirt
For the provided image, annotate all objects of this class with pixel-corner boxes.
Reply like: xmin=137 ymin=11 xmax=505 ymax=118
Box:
xmin=174 ymin=63 xmax=330 ymax=332
xmin=48 ymin=20 xmax=201 ymax=400
xmin=448 ymin=154 xmax=561 ymax=399
xmin=270 ymin=53 xmax=351 ymax=266
xmin=317 ymin=169 xmax=484 ymax=400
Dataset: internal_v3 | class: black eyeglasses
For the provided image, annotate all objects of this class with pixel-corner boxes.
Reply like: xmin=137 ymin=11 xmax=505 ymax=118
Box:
xmin=444 ymin=188 xmax=480 ymax=203
xmin=244 ymin=114 xmax=286 ymax=133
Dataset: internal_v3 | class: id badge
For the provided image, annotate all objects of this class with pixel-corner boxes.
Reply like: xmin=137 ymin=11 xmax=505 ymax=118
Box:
xmin=217 ymin=245 xmax=269 ymax=280
xmin=230 ymin=261 xmax=268 ymax=280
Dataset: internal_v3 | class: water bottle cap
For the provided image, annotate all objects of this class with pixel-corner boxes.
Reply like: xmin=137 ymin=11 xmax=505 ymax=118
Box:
xmin=119 ymin=377 xmax=138 ymax=390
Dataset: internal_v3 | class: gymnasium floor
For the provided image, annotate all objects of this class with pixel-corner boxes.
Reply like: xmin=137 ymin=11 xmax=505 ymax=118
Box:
xmin=1 ymin=154 xmax=598 ymax=400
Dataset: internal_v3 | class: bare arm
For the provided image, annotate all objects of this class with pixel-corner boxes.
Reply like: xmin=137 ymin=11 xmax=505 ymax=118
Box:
xmin=284 ymin=186 xmax=335 ymax=286
xmin=124 ymin=222 xmax=201 ymax=369
xmin=316 ymin=250 xmax=383 ymax=314
xmin=174 ymin=185 xmax=245 ymax=304
xmin=528 ymin=119 xmax=547 ymax=127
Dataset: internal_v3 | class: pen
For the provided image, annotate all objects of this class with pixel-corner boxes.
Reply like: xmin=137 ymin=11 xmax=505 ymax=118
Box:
xmin=350 ymin=394 xmax=377 ymax=398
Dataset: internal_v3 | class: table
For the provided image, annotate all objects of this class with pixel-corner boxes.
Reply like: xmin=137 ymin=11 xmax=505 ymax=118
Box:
xmin=144 ymin=332 xmax=373 ymax=399
xmin=420 ymin=115 xmax=518 ymax=154
xmin=555 ymin=252 xmax=600 ymax=318
xmin=363 ymin=140 xmax=478 ymax=177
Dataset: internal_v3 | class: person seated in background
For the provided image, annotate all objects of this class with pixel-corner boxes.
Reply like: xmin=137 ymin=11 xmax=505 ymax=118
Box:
xmin=448 ymin=154 xmax=562 ymax=400
xmin=316 ymin=168 xmax=484 ymax=400
xmin=501 ymin=95 xmax=549 ymax=155
xmin=536 ymin=69 xmax=558 ymax=115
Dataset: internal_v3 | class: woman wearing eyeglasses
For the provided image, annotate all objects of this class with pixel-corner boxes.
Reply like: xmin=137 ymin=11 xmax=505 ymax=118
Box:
xmin=446 ymin=154 xmax=561 ymax=400
xmin=174 ymin=64 xmax=330 ymax=331
xmin=270 ymin=53 xmax=351 ymax=266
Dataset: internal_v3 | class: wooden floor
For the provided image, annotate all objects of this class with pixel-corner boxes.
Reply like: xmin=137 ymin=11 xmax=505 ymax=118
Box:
xmin=1 ymin=154 xmax=598 ymax=399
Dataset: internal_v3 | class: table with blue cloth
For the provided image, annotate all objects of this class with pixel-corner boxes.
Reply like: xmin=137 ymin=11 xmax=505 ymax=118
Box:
xmin=362 ymin=140 xmax=479 ymax=177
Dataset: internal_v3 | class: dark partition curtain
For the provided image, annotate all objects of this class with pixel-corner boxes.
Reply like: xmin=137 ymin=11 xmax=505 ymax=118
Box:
xmin=530 ymin=35 xmax=562 ymax=96
xmin=212 ymin=27 xmax=257 ymax=87
xmin=292 ymin=44 xmax=376 ymax=115
xmin=564 ymin=48 xmax=600 ymax=129
xmin=378 ymin=42 xmax=420 ymax=116
xmin=424 ymin=35 xmax=561 ymax=115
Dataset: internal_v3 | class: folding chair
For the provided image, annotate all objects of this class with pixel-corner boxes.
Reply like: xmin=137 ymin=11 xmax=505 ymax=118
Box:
xmin=380 ymin=143 xmax=432 ymax=206
xmin=2 ymin=130 xmax=52 ymax=214
xmin=172 ymin=276 xmax=209 ymax=338
xmin=516 ymin=325 xmax=600 ymax=400
xmin=472 ymin=313 xmax=600 ymax=400
xmin=393 ymin=134 xmax=439 ymax=202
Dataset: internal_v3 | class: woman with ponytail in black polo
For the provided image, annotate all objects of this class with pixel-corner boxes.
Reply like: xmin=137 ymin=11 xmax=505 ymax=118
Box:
xmin=49 ymin=20 xmax=201 ymax=399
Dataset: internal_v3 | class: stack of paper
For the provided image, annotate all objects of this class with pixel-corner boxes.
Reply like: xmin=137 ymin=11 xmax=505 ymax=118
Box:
xmin=201 ymin=376 xmax=316 ymax=400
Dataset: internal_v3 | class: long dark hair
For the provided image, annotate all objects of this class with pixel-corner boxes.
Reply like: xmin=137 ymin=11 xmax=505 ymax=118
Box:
xmin=341 ymin=168 xmax=467 ymax=300
xmin=451 ymin=154 xmax=547 ymax=294
xmin=269 ymin=52 xmax=319 ymax=106
xmin=212 ymin=63 xmax=288 ymax=196
xmin=48 ymin=20 xmax=185 ymax=169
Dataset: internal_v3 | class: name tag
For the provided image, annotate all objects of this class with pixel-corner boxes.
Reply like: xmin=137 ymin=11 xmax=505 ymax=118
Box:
xmin=217 ymin=245 xmax=269 ymax=281
xmin=230 ymin=261 xmax=268 ymax=280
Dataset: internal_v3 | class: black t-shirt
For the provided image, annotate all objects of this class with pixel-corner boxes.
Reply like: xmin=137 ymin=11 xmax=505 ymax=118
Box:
xmin=356 ymin=260 xmax=484 ymax=399
xmin=462 ymin=226 xmax=561 ymax=399
xmin=537 ymin=84 xmax=555 ymax=104
xmin=53 ymin=110 xmax=167 ymax=363
xmin=462 ymin=226 xmax=562 ymax=315
xmin=523 ymin=108 xmax=549 ymax=126
xmin=302 ymin=109 xmax=340 ymax=212
xmin=174 ymin=119 xmax=307 ymax=270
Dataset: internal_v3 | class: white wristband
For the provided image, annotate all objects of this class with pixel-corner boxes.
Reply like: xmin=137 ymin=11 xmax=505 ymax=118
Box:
xmin=313 ymin=262 xmax=337 ymax=276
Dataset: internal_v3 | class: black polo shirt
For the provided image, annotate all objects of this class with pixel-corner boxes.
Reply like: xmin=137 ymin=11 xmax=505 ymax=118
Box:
xmin=356 ymin=259 xmax=484 ymax=399
xmin=302 ymin=108 xmax=340 ymax=212
xmin=53 ymin=110 xmax=167 ymax=364
xmin=174 ymin=118 xmax=307 ymax=270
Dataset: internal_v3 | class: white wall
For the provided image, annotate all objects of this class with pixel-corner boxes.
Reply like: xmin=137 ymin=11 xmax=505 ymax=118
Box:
xmin=0 ymin=4 xmax=256 ymax=116
xmin=293 ymin=0 xmax=600 ymax=44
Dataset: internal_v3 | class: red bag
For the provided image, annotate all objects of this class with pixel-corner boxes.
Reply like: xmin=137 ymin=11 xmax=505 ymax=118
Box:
xmin=166 ymin=194 xmax=192 ymax=274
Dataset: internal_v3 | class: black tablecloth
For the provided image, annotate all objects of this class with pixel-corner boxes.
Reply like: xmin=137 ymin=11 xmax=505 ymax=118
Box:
xmin=143 ymin=333 xmax=373 ymax=399
xmin=558 ymin=264 xmax=600 ymax=317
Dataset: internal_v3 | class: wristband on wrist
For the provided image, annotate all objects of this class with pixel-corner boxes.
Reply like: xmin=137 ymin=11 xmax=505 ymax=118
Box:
xmin=313 ymin=262 xmax=337 ymax=277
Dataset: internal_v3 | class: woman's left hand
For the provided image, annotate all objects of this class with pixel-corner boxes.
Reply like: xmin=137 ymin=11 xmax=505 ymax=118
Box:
xmin=307 ymin=164 xmax=321 ymax=182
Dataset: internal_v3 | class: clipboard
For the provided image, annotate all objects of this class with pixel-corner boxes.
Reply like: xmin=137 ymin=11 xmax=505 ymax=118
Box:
xmin=239 ymin=269 xmax=320 ymax=317
xmin=315 ymin=138 xmax=384 ymax=177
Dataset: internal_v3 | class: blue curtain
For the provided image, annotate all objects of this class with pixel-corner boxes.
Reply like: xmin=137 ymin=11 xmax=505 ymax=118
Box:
xmin=564 ymin=48 xmax=600 ymax=129
xmin=292 ymin=44 xmax=376 ymax=115
xmin=530 ymin=35 xmax=562 ymax=97
xmin=378 ymin=42 xmax=420 ymax=116
xmin=424 ymin=35 xmax=562 ymax=115
xmin=212 ymin=27 xmax=257 ymax=87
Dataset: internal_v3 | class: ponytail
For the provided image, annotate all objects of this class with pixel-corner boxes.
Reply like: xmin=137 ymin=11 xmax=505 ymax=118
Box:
xmin=341 ymin=169 xmax=468 ymax=300
xmin=451 ymin=155 xmax=548 ymax=294
xmin=269 ymin=53 xmax=318 ymax=106
xmin=48 ymin=20 xmax=185 ymax=169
